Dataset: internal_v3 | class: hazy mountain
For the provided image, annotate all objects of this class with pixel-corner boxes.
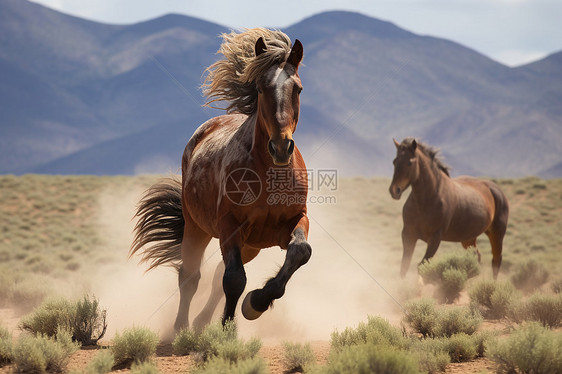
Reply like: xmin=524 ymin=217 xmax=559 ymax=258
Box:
xmin=1 ymin=0 xmax=561 ymax=177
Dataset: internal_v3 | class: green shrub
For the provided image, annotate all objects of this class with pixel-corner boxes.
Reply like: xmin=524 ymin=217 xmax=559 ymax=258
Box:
xmin=488 ymin=282 xmax=519 ymax=319
xmin=0 ymin=325 xmax=13 ymax=366
xmin=184 ymin=321 xmax=261 ymax=365
xmin=410 ymin=338 xmax=450 ymax=374
xmin=469 ymin=279 xmax=519 ymax=320
xmin=403 ymin=298 xmax=438 ymax=338
xmin=331 ymin=316 xmax=409 ymax=351
xmin=194 ymin=356 xmax=268 ymax=374
xmin=71 ymin=296 xmax=108 ymax=345
xmin=489 ymin=322 xmax=562 ymax=374
xmin=434 ymin=306 xmax=482 ymax=338
xmin=469 ymin=279 xmax=494 ymax=313
xmin=404 ymin=300 xmax=482 ymax=341
xmin=510 ymin=260 xmax=549 ymax=293
xmin=172 ymin=328 xmax=199 ymax=355
xmin=12 ymin=328 xmax=79 ymax=373
xmin=19 ymin=295 xmax=107 ymax=346
xmin=282 ymin=341 xmax=315 ymax=373
xmin=441 ymin=333 xmax=477 ymax=363
xmin=85 ymin=349 xmax=114 ymax=374
xmin=20 ymin=297 xmax=75 ymax=337
xmin=472 ymin=330 xmax=494 ymax=358
xmin=519 ymin=292 xmax=562 ymax=328
xmin=131 ymin=361 xmax=159 ymax=374
xmin=325 ymin=344 xmax=419 ymax=374
xmin=419 ymin=251 xmax=479 ymax=303
xmin=440 ymin=268 xmax=468 ymax=302
xmin=112 ymin=327 xmax=159 ymax=367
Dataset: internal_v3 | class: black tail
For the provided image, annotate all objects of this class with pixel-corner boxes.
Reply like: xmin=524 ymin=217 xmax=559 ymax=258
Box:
xmin=130 ymin=178 xmax=184 ymax=270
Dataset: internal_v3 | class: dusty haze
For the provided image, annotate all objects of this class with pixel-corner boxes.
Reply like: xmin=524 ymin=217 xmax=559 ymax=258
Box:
xmin=86 ymin=176 xmax=433 ymax=344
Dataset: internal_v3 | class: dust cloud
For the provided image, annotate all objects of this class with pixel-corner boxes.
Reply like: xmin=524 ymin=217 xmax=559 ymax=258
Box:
xmin=91 ymin=175 xmax=418 ymax=344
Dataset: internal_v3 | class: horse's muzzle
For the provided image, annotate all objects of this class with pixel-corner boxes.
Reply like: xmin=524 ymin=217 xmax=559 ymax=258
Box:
xmin=389 ymin=185 xmax=402 ymax=200
xmin=268 ymin=139 xmax=294 ymax=166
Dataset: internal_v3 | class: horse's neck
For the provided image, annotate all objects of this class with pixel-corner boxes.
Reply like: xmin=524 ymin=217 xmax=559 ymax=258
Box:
xmin=251 ymin=114 xmax=276 ymax=167
xmin=411 ymin=154 xmax=445 ymax=204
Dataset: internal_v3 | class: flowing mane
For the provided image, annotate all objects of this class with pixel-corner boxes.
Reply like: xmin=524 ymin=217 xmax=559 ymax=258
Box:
xmin=202 ymin=28 xmax=293 ymax=115
xmin=402 ymin=137 xmax=450 ymax=177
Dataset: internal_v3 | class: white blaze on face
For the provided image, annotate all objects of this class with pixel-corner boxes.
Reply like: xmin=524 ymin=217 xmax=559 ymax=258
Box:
xmin=266 ymin=66 xmax=294 ymax=125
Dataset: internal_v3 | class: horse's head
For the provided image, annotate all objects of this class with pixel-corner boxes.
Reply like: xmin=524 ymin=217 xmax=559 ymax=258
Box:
xmin=255 ymin=37 xmax=303 ymax=166
xmin=389 ymin=138 xmax=419 ymax=200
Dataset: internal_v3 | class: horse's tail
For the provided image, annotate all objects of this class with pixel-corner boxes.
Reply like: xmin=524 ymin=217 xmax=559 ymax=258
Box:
xmin=130 ymin=178 xmax=184 ymax=271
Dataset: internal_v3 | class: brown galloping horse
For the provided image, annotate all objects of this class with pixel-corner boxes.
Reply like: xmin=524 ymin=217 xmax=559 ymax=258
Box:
xmin=389 ymin=138 xmax=509 ymax=279
xmin=130 ymin=29 xmax=311 ymax=330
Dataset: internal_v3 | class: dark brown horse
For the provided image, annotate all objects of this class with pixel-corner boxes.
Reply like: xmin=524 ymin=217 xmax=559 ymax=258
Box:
xmin=389 ymin=138 xmax=509 ymax=279
xmin=130 ymin=29 xmax=311 ymax=330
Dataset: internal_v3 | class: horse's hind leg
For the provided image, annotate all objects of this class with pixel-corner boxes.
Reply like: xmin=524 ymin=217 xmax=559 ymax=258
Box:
xmin=486 ymin=227 xmax=506 ymax=280
xmin=242 ymin=227 xmax=312 ymax=320
xmin=192 ymin=261 xmax=225 ymax=332
xmin=174 ymin=222 xmax=212 ymax=332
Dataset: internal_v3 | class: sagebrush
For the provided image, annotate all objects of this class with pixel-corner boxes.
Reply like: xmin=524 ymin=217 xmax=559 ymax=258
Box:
xmin=84 ymin=349 xmax=114 ymax=374
xmin=112 ymin=327 xmax=159 ymax=367
xmin=514 ymin=292 xmax=562 ymax=328
xmin=325 ymin=344 xmax=419 ymax=374
xmin=193 ymin=356 xmax=268 ymax=374
xmin=282 ymin=341 xmax=316 ymax=373
xmin=19 ymin=295 xmax=107 ymax=346
xmin=469 ymin=279 xmax=519 ymax=319
xmin=510 ymin=259 xmax=549 ymax=293
xmin=174 ymin=321 xmax=261 ymax=365
xmin=404 ymin=299 xmax=482 ymax=338
xmin=12 ymin=328 xmax=79 ymax=373
xmin=331 ymin=316 xmax=409 ymax=351
xmin=418 ymin=250 xmax=480 ymax=303
xmin=489 ymin=322 xmax=562 ymax=374
xmin=0 ymin=325 xmax=13 ymax=366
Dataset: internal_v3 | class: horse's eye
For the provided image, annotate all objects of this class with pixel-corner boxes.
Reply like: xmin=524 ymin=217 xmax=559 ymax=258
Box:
xmin=296 ymin=86 xmax=302 ymax=94
xmin=256 ymin=85 xmax=262 ymax=94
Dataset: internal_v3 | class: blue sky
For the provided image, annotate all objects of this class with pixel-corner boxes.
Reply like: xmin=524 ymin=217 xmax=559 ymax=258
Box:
xmin=30 ymin=0 xmax=562 ymax=67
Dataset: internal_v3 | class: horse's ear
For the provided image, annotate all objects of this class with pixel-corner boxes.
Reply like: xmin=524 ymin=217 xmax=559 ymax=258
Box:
xmin=393 ymin=138 xmax=400 ymax=149
xmin=411 ymin=139 xmax=417 ymax=152
xmin=288 ymin=39 xmax=303 ymax=67
xmin=255 ymin=37 xmax=267 ymax=57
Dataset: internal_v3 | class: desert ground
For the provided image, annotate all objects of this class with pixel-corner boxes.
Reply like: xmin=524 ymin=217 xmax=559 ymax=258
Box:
xmin=0 ymin=175 xmax=561 ymax=373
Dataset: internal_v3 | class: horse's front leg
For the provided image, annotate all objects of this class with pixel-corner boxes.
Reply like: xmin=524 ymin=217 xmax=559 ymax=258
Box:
xmin=219 ymin=217 xmax=247 ymax=325
xmin=400 ymin=229 xmax=418 ymax=278
xmin=419 ymin=231 xmax=442 ymax=265
xmin=242 ymin=219 xmax=312 ymax=320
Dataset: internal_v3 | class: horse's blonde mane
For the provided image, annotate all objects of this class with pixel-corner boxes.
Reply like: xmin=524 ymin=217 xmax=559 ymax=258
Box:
xmin=202 ymin=28 xmax=292 ymax=115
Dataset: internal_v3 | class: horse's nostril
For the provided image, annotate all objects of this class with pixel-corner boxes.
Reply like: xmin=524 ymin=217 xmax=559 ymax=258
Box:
xmin=287 ymin=139 xmax=294 ymax=155
xmin=268 ymin=140 xmax=276 ymax=157
xmin=396 ymin=187 xmax=401 ymax=195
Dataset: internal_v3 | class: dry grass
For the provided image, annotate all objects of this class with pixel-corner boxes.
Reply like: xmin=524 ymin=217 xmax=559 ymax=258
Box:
xmin=1 ymin=175 xmax=562 ymax=373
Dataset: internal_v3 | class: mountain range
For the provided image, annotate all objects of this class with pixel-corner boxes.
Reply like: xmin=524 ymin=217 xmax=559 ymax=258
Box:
xmin=1 ymin=0 xmax=561 ymax=178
